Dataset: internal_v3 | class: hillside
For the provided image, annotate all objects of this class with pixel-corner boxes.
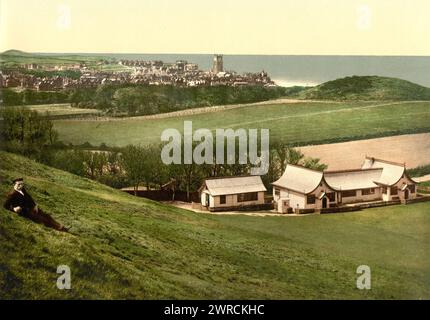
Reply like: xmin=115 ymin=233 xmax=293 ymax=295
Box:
xmin=1 ymin=49 xmax=32 ymax=57
xmin=0 ymin=151 xmax=429 ymax=299
xmin=296 ymin=76 xmax=430 ymax=101
xmin=0 ymin=49 xmax=109 ymax=66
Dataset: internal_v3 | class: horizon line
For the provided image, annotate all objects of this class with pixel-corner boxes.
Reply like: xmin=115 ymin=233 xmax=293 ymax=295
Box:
xmin=2 ymin=49 xmax=430 ymax=58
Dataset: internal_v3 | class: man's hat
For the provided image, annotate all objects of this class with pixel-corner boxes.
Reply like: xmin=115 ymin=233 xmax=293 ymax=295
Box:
xmin=12 ymin=177 xmax=24 ymax=184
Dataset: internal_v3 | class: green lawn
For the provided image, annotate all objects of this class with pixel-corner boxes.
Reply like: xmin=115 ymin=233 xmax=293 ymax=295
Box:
xmin=53 ymin=100 xmax=430 ymax=146
xmin=0 ymin=151 xmax=429 ymax=299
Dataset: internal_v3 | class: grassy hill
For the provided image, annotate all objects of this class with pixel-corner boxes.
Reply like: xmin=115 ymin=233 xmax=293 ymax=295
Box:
xmin=1 ymin=50 xmax=33 ymax=57
xmin=0 ymin=151 xmax=429 ymax=299
xmin=296 ymin=76 xmax=430 ymax=101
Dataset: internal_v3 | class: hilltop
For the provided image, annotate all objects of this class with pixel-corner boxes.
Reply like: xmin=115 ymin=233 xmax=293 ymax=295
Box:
xmin=1 ymin=49 xmax=33 ymax=56
xmin=295 ymin=76 xmax=430 ymax=101
xmin=0 ymin=151 xmax=429 ymax=299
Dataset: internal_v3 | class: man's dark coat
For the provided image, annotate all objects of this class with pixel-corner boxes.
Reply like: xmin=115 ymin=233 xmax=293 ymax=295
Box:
xmin=3 ymin=188 xmax=36 ymax=215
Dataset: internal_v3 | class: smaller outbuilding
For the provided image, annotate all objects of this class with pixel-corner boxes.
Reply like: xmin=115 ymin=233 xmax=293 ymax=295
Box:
xmin=199 ymin=176 xmax=267 ymax=212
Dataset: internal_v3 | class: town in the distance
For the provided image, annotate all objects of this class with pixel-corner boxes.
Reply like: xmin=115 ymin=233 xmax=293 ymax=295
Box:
xmin=0 ymin=54 xmax=275 ymax=90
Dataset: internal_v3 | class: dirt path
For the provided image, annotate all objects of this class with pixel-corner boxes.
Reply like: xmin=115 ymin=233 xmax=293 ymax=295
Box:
xmin=299 ymin=133 xmax=430 ymax=170
xmin=164 ymin=201 xmax=310 ymax=217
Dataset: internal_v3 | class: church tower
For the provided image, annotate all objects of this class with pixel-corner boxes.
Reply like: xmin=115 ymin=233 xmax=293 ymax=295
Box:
xmin=211 ymin=54 xmax=223 ymax=74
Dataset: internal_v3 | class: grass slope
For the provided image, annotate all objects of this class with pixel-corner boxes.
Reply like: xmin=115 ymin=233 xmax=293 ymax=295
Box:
xmin=297 ymin=76 xmax=430 ymax=101
xmin=0 ymin=151 xmax=429 ymax=299
xmin=54 ymin=100 xmax=430 ymax=146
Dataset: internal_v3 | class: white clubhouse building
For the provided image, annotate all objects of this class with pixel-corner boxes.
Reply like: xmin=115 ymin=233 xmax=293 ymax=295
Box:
xmin=272 ymin=157 xmax=417 ymax=211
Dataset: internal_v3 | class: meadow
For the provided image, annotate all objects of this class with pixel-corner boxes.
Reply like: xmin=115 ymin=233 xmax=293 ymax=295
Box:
xmin=53 ymin=100 xmax=430 ymax=147
xmin=21 ymin=103 xmax=101 ymax=117
xmin=0 ymin=151 xmax=429 ymax=299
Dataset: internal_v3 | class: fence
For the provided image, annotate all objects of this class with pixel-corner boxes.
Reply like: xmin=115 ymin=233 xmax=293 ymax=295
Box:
xmin=319 ymin=206 xmax=361 ymax=214
xmin=122 ymin=189 xmax=200 ymax=202
xmin=405 ymin=195 xmax=430 ymax=204
xmin=209 ymin=203 xmax=274 ymax=212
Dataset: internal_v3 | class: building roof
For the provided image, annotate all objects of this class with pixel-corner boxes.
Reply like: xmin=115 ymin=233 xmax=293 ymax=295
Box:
xmin=324 ymin=168 xmax=383 ymax=191
xmin=272 ymin=157 xmax=412 ymax=195
xmin=272 ymin=164 xmax=323 ymax=194
xmin=361 ymin=157 xmax=405 ymax=186
xmin=203 ymin=175 xmax=266 ymax=196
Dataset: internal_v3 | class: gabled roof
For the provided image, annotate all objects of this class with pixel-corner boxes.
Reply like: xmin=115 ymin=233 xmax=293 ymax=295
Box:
xmin=271 ymin=157 xmax=414 ymax=195
xmin=203 ymin=175 xmax=266 ymax=196
xmin=361 ymin=157 xmax=405 ymax=186
xmin=324 ymin=168 xmax=382 ymax=191
xmin=272 ymin=164 xmax=323 ymax=194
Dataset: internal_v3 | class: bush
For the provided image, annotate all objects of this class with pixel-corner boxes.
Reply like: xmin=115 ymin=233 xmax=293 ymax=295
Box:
xmin=2 ymin=84 xmax=289 ymax=116
xmin=407 ymin=165 xmax=430 ymax=178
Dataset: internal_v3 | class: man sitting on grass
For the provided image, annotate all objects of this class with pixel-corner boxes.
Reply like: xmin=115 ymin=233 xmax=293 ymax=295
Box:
xmin=3 ymin=178 xmax=69 ymax=232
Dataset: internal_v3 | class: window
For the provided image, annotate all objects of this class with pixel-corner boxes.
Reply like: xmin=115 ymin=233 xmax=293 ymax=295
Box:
xmin=408 ymin=185 xmax=416 ymax=193
xmin=362 ymin=188 xmax=375 ymax=195
xmin=382 ymin=187 xmax=387 ymax=194
xmin=341 ymin=190 xmax=356 ymax=198
xmin=390 ymin=187 xmax=398 ymax=195
xmin=237 ymin=192 xmax=258 ymax=202
xmin=274 ymin=188 xmax=280 ymax=196
xmin=220 ymin=195 xmax=226 ymax=204
xmin=307 ymin=195 xmax=316 ymax=204
xmin=327 ymin=192 xmax=335 ymax=202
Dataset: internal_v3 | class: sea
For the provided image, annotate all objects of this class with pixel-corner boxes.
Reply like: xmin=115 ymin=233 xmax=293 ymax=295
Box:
xmin=39 ymin=53 xmax=430 ymax=88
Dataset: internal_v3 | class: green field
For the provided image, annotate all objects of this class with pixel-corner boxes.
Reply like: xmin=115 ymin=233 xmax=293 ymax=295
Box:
xmin=0 ymin=51 xmax=100 ymax=65
xmin=0 ymin=50 xmax=130 ymax=72
xmin=0 ymin=151 xmax=429 ymax=299
xmin=20 ymin=104 xmax=101 ymax=117
xmin=53 ymin=100 xmax=430 ymax=146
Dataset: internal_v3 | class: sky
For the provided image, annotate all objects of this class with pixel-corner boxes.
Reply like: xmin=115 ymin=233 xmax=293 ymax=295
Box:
xmin=0 ymin=0 xmax=429 ymax=55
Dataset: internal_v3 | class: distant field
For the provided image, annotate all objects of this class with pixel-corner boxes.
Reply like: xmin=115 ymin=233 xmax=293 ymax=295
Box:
xmin=0 ymin=51 xmax=129 ymax=71
xmin=99 ymin=64 xmax=132 ymax=72
xmin=53 ymin=100 xmax=430 ymax=147
xmin=21 ymin=104 xmax=101 ymax=117
xmin=0 ymin=53 xmax=101 ymax=66
xmin=299 ymin=133 xmax=430 ymax=170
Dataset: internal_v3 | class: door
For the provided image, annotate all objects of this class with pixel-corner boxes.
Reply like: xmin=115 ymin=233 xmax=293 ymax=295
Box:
xmin=404 ymin=189 xmax=409 ymax=200
xmin=322 ymin=197 xmax=328 ymax=209
xmin=205 ymin=194 xmax=210 ymax=207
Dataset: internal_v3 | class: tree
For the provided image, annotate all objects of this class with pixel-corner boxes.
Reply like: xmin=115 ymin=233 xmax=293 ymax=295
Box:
xmin=144 ymin=144 xmax=169 ymax=189
xmin=269 ymin=142 xmax=304 ymax=180
xmin=301 ymin=157 xmax=328 ymax=171
xmin=120 ymin=145 xmax=147 ymax=195
xmin=83 ymin=151 xmax=108 ymax=179
xmin=51 ymin=149 xmax=86 ymax=176
xmin=0 ymin=106 xmax=58 ymax=158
